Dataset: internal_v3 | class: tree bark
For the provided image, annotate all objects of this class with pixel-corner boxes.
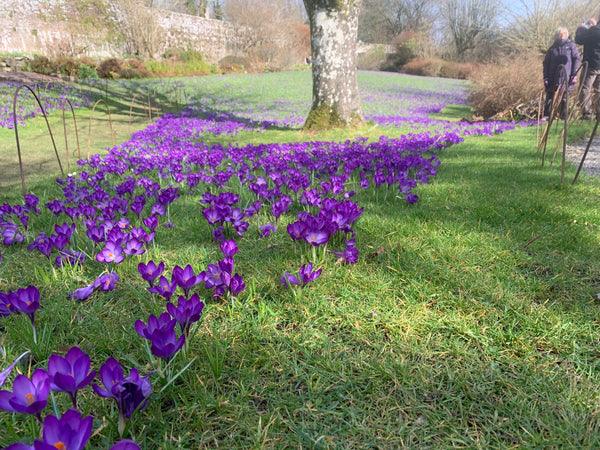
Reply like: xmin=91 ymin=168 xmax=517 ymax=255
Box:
xmin=303 ymin=0 xmax=364 ymax=130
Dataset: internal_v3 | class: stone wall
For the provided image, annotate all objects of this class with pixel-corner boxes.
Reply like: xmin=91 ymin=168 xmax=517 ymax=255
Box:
xmin=0 ymin=0 xmax=237 ymax=62
xmin=155 ymin=9 xmax=238 ymax=62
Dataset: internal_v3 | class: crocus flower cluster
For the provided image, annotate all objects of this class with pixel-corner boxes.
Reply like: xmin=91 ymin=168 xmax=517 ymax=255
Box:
xmin=0 ymin=72 xmax=531 ymax=449
xmin=67 ymin=271 xmax=120 ymax=301
xmin=93 ymin=357 xmax=153 ymax=436
xmin=0 ymin=345 xmax=145 ymax=447
xmin=0 ymin=80 xmax=94 ymax=129
xmin=5 ymin=408 xmax=93 ymax=450
xmin=0 ymin=285 xmax=41 ymax=343
xmin=137 ymin=260 xmax=206 ymax=364
xmin=0 ymin=195 xmax=41 ymax=246
xmin=200 ymin=192 xmax=253 ymax=240
xmin=281 ymin=262 xmax=323 ymax=298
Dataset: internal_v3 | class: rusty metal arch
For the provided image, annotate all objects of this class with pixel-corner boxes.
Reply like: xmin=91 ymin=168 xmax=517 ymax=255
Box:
xmin=61 ymin=98 xmax=81 ymax=173
xmin=87 ymin=98 xmax=115 ymax=159
xmin=12 ymin=84 xmax=64 ymax=197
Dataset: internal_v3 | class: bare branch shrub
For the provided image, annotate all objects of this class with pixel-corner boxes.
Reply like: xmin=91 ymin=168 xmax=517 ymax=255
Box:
xmin=110 ymin=0 xmax=165 ymax=58
xmin=468 ymin=52 xmax=543 ymax=118
xmin=224 ymin=0 xmax=308 ymax=69
xmin=499 ymin=0 xmax=598 ymax=54
xmin=400 ymin=58 xmax=478 ymax=79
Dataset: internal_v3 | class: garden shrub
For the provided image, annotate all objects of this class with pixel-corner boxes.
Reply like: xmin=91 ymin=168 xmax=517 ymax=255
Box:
xmin=401 ymin=58 xmax=478 ymax=80
xmin=146 ymin=49 xmax=217 ymax=76
xmin=77 ymin=63 xmax=99 ymax=79
xmin=469 ymin=52 xmax=543 ymax=119
xmin=25 ymin=55 xmax=55 ymax=75
xmin=121 ymin=58 xmax=152 ymax=78
xmin=97 ymin=58 xmax=123 ymax=79
xmin=117 ymin=68 xmax=142 ymax=79
xmin=439 ymin=61 xmax=479 ymax=80
xmin=357 ymin=46 xmax=387 ymax=71
xmin=55 ymin=56 xmax=79 ymax=77
xmin=219 ymin=55 xmax=251 ymax=73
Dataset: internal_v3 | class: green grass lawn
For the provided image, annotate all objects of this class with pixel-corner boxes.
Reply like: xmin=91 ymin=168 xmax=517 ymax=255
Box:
xmin=2 ymin=74 xmax=600 ymax=448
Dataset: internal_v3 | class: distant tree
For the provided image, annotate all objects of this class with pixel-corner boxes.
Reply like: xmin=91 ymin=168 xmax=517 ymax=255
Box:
xmin=224 ymin=0 xmax=307 ymax=68
xmin=359 ymin=0 xmax=394 ymax=43
xmin=499 ymin=0 xmax=598 ymax=54
xmin=440 ymin=0 xmax=499 ymax=59
xmin=212 ymin=0 xmax=224 ymax=19
xmin=110 ymin=0 xmax=164 ymax=57
xmin=303 ymin=0 xmax=364 ymax=130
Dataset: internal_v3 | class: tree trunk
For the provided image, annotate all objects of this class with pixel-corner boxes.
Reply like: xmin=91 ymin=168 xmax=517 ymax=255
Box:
xmin=303 ymin=0 xmax=364 ymax=130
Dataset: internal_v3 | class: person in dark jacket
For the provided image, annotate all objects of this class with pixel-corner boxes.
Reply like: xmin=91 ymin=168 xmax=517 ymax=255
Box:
xmin=543 ymin=27 xmax=580 ymax=119
xmin=576 ymin=17 xmax=600 ymax=119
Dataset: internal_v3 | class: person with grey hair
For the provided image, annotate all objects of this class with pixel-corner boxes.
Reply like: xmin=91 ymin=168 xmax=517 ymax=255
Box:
xmin=543 ymin=27 xmax=580 ymax=119
xmin=576 ymin=16 xmax=600 ymax=119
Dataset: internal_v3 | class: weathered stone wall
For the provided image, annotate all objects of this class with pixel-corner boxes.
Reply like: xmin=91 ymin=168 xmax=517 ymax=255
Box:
xmin=0 ymin=0 xmax=237 ymax=62
xmin=154 ymin=9 xmax=238 ymax=62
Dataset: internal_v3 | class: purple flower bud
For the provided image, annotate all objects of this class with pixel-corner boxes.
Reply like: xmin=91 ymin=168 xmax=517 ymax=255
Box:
xmin=67 ymin=284 xmax=95 ymax=301
xmin=219 ymin=239 xmax=238 ymax=257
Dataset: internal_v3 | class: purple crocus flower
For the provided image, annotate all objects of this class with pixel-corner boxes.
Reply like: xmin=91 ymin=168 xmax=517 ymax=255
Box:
xmin=34 ymin=408 xmax=93 ymax=450
xmin=138 ymin=260 xmax=165 ymax=287
xmin=271 ymin=195 xmax=293 ymax=220
xmin=54 ymin=222 xmax=76 ymax=239
xmin=96 ymin=241 xmax=125 ymax=264
xmin=287 ymin=221 xmax=307 ymax=241
xmin=204 ymin=263 xmax=224 ymax=289
xmin=48 ymin=346 xmax=96 ymax=407
xmin=123 ymin=238 xmax=145 ymax=256
xmin=166 ymin=294 xmax=205 ymax=336
xmin=151 ymin=203 xmax=165 ymax=216
xmin=219 ymin=239 xmax=238 ymax=257
xmin=66 ymin=284 xmax=95 ymax=301
xmin=172 ymin=264 xmax=199 ymax=297
xmin=202 ymin=206 xmax=223 ymax=226
xmin=147 ymin=275 xmax=177 ymax=301
xmin=27 ymin=233 xmax=53 ymax=258
xmin=229 ymin=273 xmax=246 ymax=297
xmin=330 ymin=246 xmax=359 ymax=264
xmin=135 ymin=312 xmax=185 ymax=363
xmin=111 ymin=440 xmax=142 ymax=450
xmin=93 ymin=272 xmax=120 ymax=291
xmin=24 ymin=194 xmax=40 ymax=214
xmin=49 ymin=233 xmax=70 ymax=251
xmin=259 ymin=223 xmax=276 ymax=238
xmin=281 ymin=271 xmax=299 ymax=287
xmin=304 ymin=229 xmax=329 ymax=246
xmin=405 ymin=193 xmax=419 ymax=204
xmin=0 ymin=291 xmax=17 ymax=316
xmin=92 ymin=357 xmax=152 ymax=420
xmin=55 ymin=250 xmax=86 ymax=268
xmin=142 ymin=215 xmax=158 ymax=231
xmin=0 ymin=368 xmax=50 ymax=416
xmin=10 ymin=286 xmax=40 ymax=325
xmin=298 ymin=263 xmax=322 ymax=285
xmin=86 ymin=223 xmax=106 ymax=243
xmin=2 ymin=223 xmax=24 ymax=245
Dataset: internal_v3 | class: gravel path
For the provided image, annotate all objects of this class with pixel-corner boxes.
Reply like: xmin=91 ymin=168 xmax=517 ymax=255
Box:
xmin=567 ymin=133 xmax=600 ymax=178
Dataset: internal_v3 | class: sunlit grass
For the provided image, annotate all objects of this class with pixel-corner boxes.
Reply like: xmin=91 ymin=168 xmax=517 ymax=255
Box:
xmin=1 ymin=72 xmax=600 ymax=447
